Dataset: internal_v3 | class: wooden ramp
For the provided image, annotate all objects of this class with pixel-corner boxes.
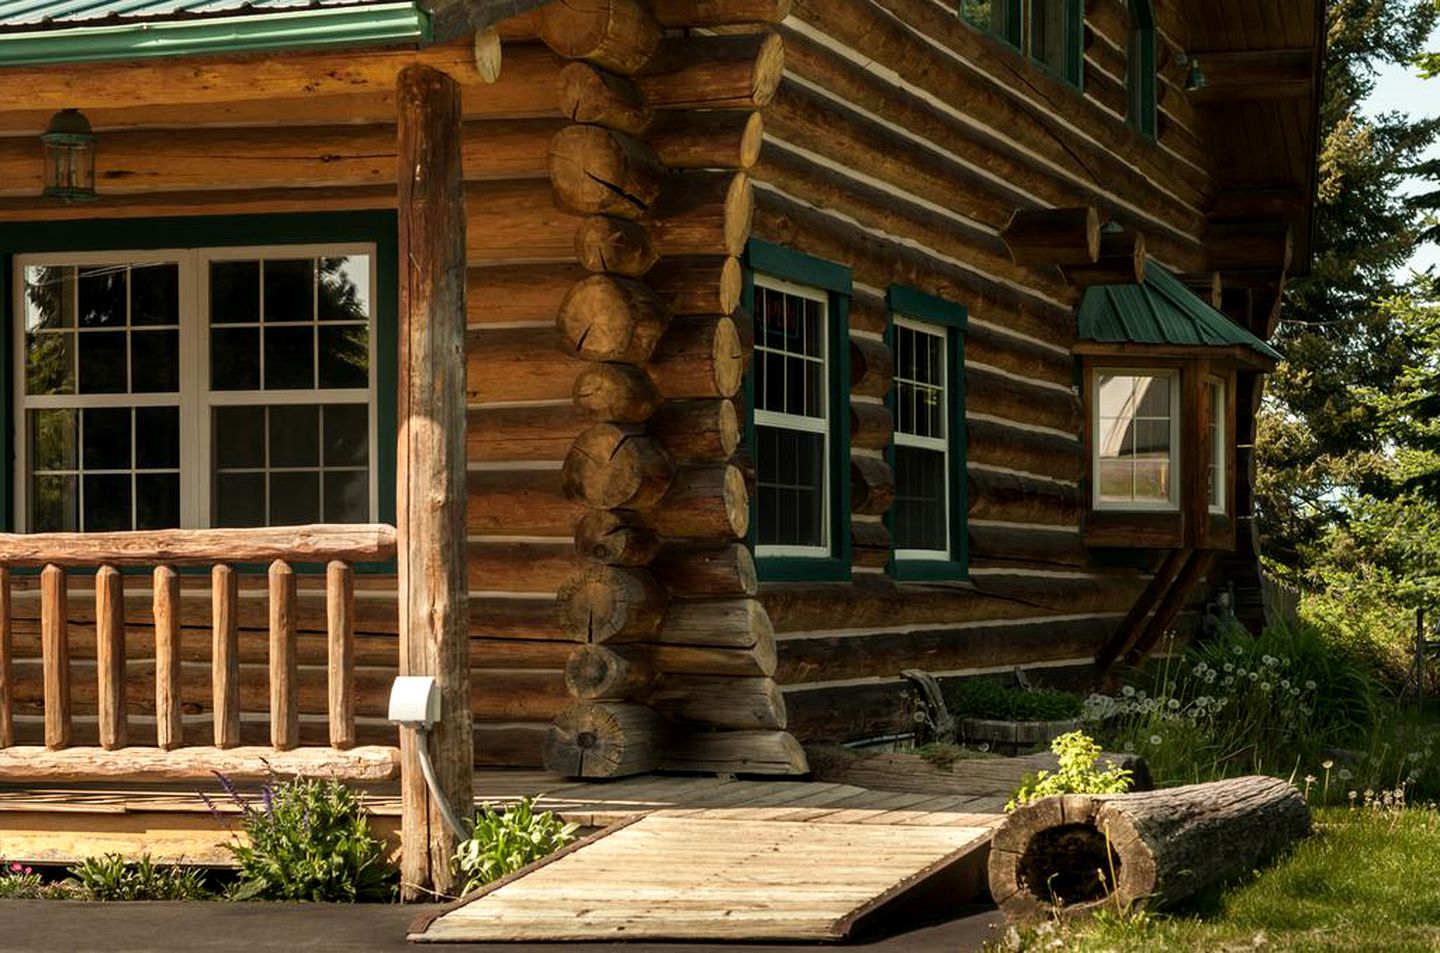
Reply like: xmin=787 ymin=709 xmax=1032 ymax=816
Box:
xmin=411 ymin=811 xmax=998 ymax=943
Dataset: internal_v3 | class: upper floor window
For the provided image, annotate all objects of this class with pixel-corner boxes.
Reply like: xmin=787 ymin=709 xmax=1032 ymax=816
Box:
xmin=958 ymin=0 xmax=1082 ymax=86
xmin=1092 ymin=369 xmax=1179 ymax=511
xmin=1127 ymin=0 xmax=1158 ymax=137
xmin=15 ymin=245 xmax=378 ymax=532
xmin=744 ymin=240 xmax=852 ymax=581
xmin=887 ymin=286 xmax=967 ymax=580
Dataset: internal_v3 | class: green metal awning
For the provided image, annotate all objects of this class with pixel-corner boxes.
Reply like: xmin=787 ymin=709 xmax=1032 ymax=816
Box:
xmin=1077 ymin=260 xmax=1282 ymax=362
xmin=0 ymin=0 xmax=552 ymax=66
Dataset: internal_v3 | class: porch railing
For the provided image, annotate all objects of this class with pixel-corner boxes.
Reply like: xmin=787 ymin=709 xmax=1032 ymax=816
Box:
xmin=0 ymin=524 xmax=398 ymax=781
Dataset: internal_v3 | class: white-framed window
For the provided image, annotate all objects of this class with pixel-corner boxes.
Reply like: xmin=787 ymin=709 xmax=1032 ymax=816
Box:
xmin=753 ymin=275 xmax=829 ymax=557
xmin=1207 ymin=377 xmax=1226 ymax=514
xmin=1091 ymin=368 xmax=1180 ymax=511
xmin=14 ymin=245 xmax=378 ymax=532
xmin=892 ymin=317 xmax=950 ymax=560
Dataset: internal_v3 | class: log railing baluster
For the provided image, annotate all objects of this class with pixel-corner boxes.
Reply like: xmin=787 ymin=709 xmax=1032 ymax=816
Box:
xmin=326 ymin=560 xmax=356 ymax=750
xmin=96 ymin=565 xmax=127 ymax=751
xmin=154 ymin=565 xmax=182 ymax=750
xmin=269 ymin=559 xmax=299 ymax=751
xmin=212 ymin=564 xmax=240 ymax=749
xmin=40 ymin=564 xmax=70 ymax=750
xmin=0 ymin=567 xmax=11 ymax=749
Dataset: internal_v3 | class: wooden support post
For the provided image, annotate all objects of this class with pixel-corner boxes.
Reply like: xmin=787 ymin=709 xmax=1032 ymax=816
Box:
xmin=269 ymin=559 xmax=299 ymax=752
xmin=95 ymin=566 xmax=127 ymax=751
xmin=1125 ymin=550 xmax=1216 ymax=666
xmin=152 ymin=565 xmax=182 ymax=751
xmin=327 ymin=560 xmax=356 ymax=750
xmin=397 ymin=63 xmax=473 ymax=901
xmin=212 ymin=564 xmax=241 ymax=749
xmin=0 ymin=568 xmax=12 ymax=749
xmin=41 ymin=564 xmax=69 ymax=751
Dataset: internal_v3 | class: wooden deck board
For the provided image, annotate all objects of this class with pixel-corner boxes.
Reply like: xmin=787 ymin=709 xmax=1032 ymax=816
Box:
xmin=413 ymin=814 xmax=995 ymax=943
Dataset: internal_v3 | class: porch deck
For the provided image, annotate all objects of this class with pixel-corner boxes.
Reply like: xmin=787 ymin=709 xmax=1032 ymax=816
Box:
xmin=0 ymin=769 xmax=1011 ymax=867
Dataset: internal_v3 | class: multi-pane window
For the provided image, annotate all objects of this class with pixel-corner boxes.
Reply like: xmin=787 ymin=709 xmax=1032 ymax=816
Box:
xmin=958 ymin=0 xmax=1021 ymax=47
xmin=1093 ymin=371 xmax=1178 ymax=509
xmin=1127 ymin=0 xmax=1158 ymax=137
xmin=1207 ymin=379 xmax=1226 ymax=513
xmin=15 ymin=246 xmax=376 ymax=532
xmin=753 ymin=276 xmax=830 ymax=555
xmin=892 ymin=320 xmax=951 ymax=558
xmin=1031 ymin=0 xmax=1082 ymax=84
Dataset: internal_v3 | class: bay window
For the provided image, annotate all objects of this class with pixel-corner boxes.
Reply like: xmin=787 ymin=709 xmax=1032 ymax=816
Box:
xmin=1092 ymin=369 xmax=1179 ymax=511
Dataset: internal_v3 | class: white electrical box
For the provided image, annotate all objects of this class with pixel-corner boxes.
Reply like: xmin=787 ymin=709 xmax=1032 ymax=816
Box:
xmin=388 ymin=676 xmax=441 ymax=728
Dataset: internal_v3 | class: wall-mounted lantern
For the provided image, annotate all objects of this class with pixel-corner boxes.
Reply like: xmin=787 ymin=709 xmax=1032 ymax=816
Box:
xmin=41 ymin=109 xmax=96 ymax=202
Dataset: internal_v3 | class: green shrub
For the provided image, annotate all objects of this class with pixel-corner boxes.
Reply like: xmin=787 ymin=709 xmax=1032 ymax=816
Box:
xmin=1007 ymin=731 xmax=1133 ymax=811
xmin=1083 ymin=620 xmax=1384 ymax=787
xmin=66 ymin=853 xmax=210 ymax=901
xmin=212 ymin=774 xmax=396 ymax=902
xmin=945 ymin=678 xmax=1082 ymax=722
xmin=454 ymin=797 xmax=580 ymax=894
xmin=0 ymin=861 xmax=49 ymax=899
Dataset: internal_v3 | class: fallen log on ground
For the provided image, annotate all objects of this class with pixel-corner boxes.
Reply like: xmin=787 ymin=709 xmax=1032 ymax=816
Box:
xmin=988 ymin=775 xmax=1311 ymax=921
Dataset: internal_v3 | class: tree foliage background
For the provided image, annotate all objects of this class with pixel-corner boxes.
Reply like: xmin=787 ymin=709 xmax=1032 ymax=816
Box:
xmin=1257 ymin=0 xmax=1440 ymax=672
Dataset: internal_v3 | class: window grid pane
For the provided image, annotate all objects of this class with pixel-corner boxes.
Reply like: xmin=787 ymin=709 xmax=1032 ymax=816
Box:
xmin=754 ymin=280 xmax=829 ymax=552
xmin=893 ymin=322 xmax=950 ymax=555
xmin=1095 ymin=373 xmax=1174 ymax=506
xmin=1208 ymin=381 xmax=1224 ymax=511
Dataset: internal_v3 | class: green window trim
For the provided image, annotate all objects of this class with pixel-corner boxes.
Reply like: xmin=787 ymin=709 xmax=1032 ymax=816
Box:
xmin=0 ymin=211 xmax=398 ymax=572
xmin=743 ymin=240 xmax=853 ymax=583
xmin=1029 ymin=0 xmax=1084 ymax=88
xmin=959 ymin=0 xmax=1023 ymax=49
xmin=1127 ymin=0 xmax=1158 ymax=138
xmin=0 ymin=4 xmax=431 ymax=68
xmin=884 ymin=285 xmax=968 ymax=582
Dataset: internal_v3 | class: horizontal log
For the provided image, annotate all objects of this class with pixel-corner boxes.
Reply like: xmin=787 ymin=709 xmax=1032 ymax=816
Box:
xmin=564 ymin=643 xmax=660 ymax=700
xmin=851 ymin=455 xmax=896 ymax=517
xmin=467 ymin=178 xmax=580 ymax=262
xmin=649 ymin=465 xmax=750 ymax=540
xmin=557 ymin=274 xmax=671 ymax=364
xmin=1060 ymin=226 xmax=1146 ymax=288
xmin=850 ymin=337 xmax=895 ymax=399
xmin=1207 ymin=222 xmax=1294 ymax=273
xmin=0 ymin=525 xmax=396 ymax=568
xmin=467 ymin=325 xmax=582 ymax=403
xmin=968 ymin=468 xmax=1083 ymax=526
xmin=574 ymin=509 xmax=662 ymax=565
xmin=1000 ymin=207 xmax=1101 ymax=267
xmin=468 ymin=468 xmax=585 ymax=537
xmin=637 ymin=33 xmax=785 ymax=109
xmin=645 ymin=256 xmax=744 ymax=316
xmin=563 ymin=424 xmax=677 ymax=510
xmin=648 ymin=0 xmax=792 ymax=27
xmin=969 ymin=524 xmax=1087 ymax=567
xmin=544 ymin=701 xmax=665 ymax=778
xmin=649 ymin=399 xmax=741 ymax=463
xmin=0 ymin=745 xmax=400 ymax=783
xmin=586 ymin=640 xmax=777 ymax=679
xmin=777 ymin=615 xmax=1116 ymax=685
xmin=536 ymin=0 xmax=662 ymax=75
xmin=651 ymin=171 xmax=754 ymax=258
xmin=657 ymin=598 xmax=773 ymax=649
xmin=467 ymin=262 xmax=589 ymax=326
xmin=548 ymin=124 xmax=667 ymax=218
xmin=658 ymin=729 xmax=806 ymax=775
xmin=575 ymin=215 xmax=660 ymax=276
xmin=967 ymin=419 xmax=1084 ymax=482
xmin=648 ymin=110 xmax=765 ymax=171
xmin=652 ymin=542 xmax=758 ymax=597
xmin=468 ymin=404 xmax=583 ymax=464
xmin=852 ymin=519 xmax=892 ymax=570
xmin=647 ymin=315 xmax=745 ymax=400
xmin=557 ymin=565 xmax=668 ymax=642
xmin=650 ymin=675 xmax=787 ymax=730
xmin=968 ymin=366 xmax=1082 ymax=434
xmin=574 ymin=363 xmax=664 ymax=423
xmin=558 ymin=61 xmax=653 ymax=135
xmin=762 ymin=574 xmax=1139 ymax=634
xmin=468 ymin=541 xmax=583 ymax=592
xmin=1188 ymin=49 xmax=1315 ymax=102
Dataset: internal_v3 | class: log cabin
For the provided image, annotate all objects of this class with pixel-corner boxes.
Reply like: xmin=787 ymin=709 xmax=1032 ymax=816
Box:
xmin=0 ymin=0 xmax=1320 ymax=892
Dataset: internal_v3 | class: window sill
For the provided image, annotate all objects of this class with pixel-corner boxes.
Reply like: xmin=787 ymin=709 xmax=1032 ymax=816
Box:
xmin=889 ymin=558 xmax=968 ymax=582
xmin=1084 ymin=509 xmax=1182 ymax=549
xmin=757 ymin=555 xmax=851 ymax=583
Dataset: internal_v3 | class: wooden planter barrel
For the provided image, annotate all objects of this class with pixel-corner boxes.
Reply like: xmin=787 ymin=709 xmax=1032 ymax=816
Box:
xmin=988 ymin=776 xmax=1311 ymax=921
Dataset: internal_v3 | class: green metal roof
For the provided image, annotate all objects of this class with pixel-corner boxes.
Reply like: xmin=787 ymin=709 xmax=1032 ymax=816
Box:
xmin=1077 ymin=260 xmax=1283 ymax=362
xmin=0 ymin=0 xmax=552 ymax=65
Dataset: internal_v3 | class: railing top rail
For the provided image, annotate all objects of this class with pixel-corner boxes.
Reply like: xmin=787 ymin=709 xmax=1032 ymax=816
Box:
xmin=0 ymin=523 xmax=398 ymax=568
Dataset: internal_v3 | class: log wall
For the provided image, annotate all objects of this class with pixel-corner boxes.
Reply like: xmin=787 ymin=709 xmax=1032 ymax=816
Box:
xmin=738 ymin=0 xmax=1228 ymax=741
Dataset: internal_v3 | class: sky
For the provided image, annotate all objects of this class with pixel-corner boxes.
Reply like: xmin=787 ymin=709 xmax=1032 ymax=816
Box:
xmin=1361 ymin=25 xmax=1440 ymax=276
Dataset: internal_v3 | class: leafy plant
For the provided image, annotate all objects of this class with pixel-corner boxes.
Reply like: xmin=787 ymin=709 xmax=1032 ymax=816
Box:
xmin=454 ymin=797 xmax=580 ymax=894
xmin=945 ymin=678 xmax=1082 ymax=722
xmin=66 ymin=853 xmax=210 ymax=901
xmin=209 ymin=773 xmax=395 ymax=902
xmin=1007 ymin=731 xmax=1133 ymax=811
xmin=0 ymin=861 xmax=49 ymax=899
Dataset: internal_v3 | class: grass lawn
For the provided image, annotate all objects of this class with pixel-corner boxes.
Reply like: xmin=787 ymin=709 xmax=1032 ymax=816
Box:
xmin=1006 ymin=806 xmax=1440 ymax=952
